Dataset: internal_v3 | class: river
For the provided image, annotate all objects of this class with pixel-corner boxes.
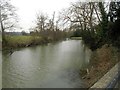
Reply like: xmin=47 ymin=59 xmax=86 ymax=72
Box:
xmin=2 ymin=40 xmax=91 ymax=88
xmin=0 ymin=51 xmax=1 ymax=89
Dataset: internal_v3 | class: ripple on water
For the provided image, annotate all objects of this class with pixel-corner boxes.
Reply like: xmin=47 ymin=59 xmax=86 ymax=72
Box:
xmin=3 ymin=40 xmax=91 ymax=88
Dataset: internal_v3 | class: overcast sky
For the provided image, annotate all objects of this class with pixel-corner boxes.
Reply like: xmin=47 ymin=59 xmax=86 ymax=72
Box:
xmin=11 ymin=0 xmax=77 ymax=32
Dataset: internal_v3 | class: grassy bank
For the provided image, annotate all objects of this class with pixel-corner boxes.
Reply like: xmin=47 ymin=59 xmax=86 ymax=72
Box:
xmin=0 ymin=35 xmax=1 ymax=50
xmin=80 ymin=45 xmax=120 ymax=88
xmin=70 ymin=37 xmax=82 ymax=40
xmin=3 ymin=35 xmax=49 ymax=49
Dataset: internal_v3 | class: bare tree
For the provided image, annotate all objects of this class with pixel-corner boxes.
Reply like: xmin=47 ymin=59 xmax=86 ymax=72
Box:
xmin=59 ymin=2 xmax=98 ymax=32
xmin=35 ymin=12 xmax=48 ymax=31
xmin=59 ymin=1 xmax=110 ymax=36
xmin=50 ymin=12 xmax=55 ymax=31
xmin=0 ymin=0 xmax=17 ymax=38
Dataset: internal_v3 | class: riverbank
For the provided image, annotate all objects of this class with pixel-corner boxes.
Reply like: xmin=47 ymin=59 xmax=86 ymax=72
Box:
xmin=0 ymin=35 xmax=1 ymax=50
xmin=3 ymin=35 xmax=60 ymax=50
xmin=80 ymin=45 xmax=120 ymax=88
xmin=3 ymin=35 xmax=67 ymax=50
xmin=0 ymin=42 xmax=1 ymax=50
xmin=70 ymin=37 xmax=82 ymax=40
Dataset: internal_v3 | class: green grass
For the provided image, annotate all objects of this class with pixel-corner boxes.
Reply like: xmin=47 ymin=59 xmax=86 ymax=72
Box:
xmin=70 ymin=37 xmax=82 ymax=40
xmin=0 ymin=35 xmax=2 ymax=42
xmin=6 ymin=36 xmax=33 ymax=44
xmin=4 ymin=35 xmax=45 ymax=49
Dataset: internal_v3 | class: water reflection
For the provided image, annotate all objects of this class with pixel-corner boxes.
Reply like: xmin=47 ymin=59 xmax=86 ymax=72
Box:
xmin=3 ymin=40 xmax=91 ymax=88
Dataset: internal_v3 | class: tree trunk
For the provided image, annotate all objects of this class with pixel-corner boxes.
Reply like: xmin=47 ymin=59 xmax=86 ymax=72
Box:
xmin=0 ymin=20 xmax=4 ymax=35
xmin=0 ymin=6 xmax=5 ymax=40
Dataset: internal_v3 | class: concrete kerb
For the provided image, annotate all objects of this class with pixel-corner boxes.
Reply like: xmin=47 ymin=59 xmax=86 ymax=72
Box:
xmin=89 ymin=61 xmax=120 ymax=89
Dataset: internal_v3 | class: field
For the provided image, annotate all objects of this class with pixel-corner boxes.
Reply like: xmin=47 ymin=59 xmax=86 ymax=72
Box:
xmin=0 ymin=34 xmax=1 ymax=42
xmin=70 ymin=37 xmax=82 ymax=40
xmin=3 ymin=35 xmax=47 ymax=49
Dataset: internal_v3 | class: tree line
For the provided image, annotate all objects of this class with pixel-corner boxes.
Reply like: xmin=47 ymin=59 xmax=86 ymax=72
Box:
xmin=30 ymin=11 xmax=67 ymax=41
xmin=0 ymin=0 xmax=120 ymax=50
xmin=59 ymin=1 xmax=120 ymax=50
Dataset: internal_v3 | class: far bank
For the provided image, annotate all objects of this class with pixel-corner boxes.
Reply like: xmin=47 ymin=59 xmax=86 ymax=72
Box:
xmin=3 ymin=35 xmax=66 ymax=50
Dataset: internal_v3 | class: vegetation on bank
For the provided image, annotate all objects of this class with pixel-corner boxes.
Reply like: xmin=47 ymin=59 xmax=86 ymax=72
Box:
xmin=1 ymin=0 xmax=120 ymax=88
xmin=3 ymin=30 xmax=67 ymax=49
xmin=80 ymin=45 xmax=120 ymax=88
xmin=2 ymin=1 xmax=120 ymax=52
xmin=3 ymin=36 xmax=43 ymax=49
xmin=60 ymin=2 xmax=120 ymax=51
xmin=70 ymin=37 xmax=82 ymax=40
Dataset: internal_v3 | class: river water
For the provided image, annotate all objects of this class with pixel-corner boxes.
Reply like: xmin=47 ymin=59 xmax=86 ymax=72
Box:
xmin=0 ymin=51 xmax=2 ymax=89
xmin=2 ymin=40 xmax=91 ymax=88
